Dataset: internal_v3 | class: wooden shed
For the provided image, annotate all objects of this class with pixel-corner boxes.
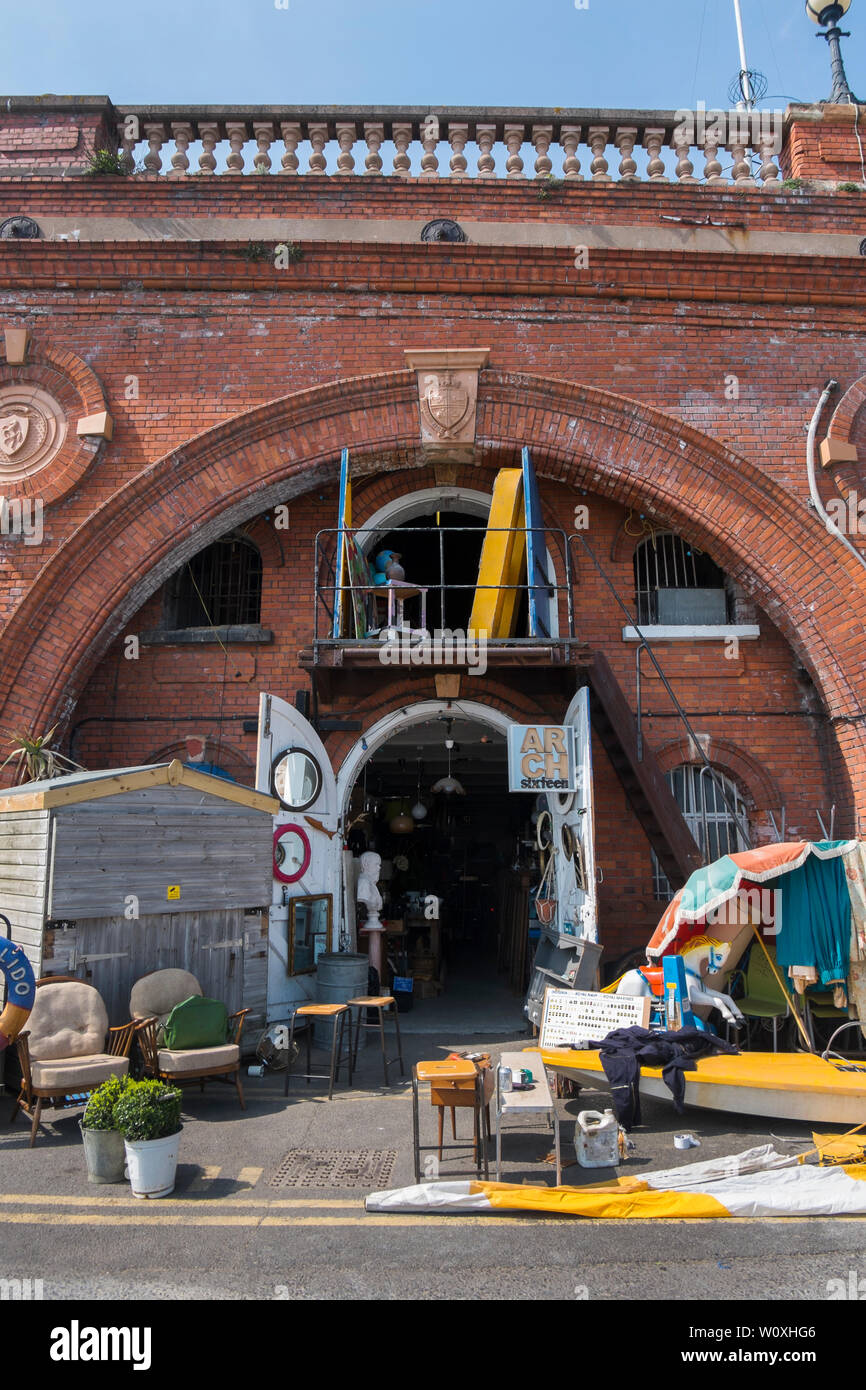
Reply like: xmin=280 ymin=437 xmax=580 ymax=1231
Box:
xmin=0 ymin=761 xmax=279 ymax=1032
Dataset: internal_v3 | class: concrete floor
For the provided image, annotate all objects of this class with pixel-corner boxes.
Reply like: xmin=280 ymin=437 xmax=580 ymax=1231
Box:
xmin=396 ymin=953 xmax=527 ymax=1034
xmin=1 ymin=1025 xmax=864 ymax=1303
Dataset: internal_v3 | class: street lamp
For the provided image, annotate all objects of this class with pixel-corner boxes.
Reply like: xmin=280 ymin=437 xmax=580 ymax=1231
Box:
xmin=805 ymin=1 xmax=861 ymax=104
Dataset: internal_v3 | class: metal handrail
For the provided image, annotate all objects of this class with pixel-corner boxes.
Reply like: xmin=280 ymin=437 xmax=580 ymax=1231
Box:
xmin=822 ymin=1020 xmax=864 ymax=1061
xmin=313 ymin=524 xmax=574 ymax=647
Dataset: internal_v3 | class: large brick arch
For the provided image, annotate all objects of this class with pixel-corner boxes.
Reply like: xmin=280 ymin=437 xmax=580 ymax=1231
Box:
xmin=1 ymin=367 xmax=865 ymax=806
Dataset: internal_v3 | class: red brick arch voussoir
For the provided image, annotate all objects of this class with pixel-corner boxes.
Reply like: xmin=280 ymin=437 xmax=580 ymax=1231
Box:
xmin=1 ymin=367 xmax=865 ymax=797
xmin=653 ymin=736 xmax=783 ymax=813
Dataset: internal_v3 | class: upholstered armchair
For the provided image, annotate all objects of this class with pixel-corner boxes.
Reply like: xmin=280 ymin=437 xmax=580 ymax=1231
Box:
xmin=11 ymin=977 xmax=135 ymax=1146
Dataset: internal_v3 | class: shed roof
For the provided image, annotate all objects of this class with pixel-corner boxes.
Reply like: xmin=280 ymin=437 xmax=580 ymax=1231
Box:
xmin=0 ymin=760 xmax=278 ymax=815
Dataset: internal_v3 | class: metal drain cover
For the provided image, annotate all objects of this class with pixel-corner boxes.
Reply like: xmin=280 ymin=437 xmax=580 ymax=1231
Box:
xmin=270 ymin=1149 xmax=398 ymax=1189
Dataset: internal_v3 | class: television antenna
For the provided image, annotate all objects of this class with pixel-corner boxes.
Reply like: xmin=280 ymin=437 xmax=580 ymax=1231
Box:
xmin=727 ymin=0 xmax=768 ymax=108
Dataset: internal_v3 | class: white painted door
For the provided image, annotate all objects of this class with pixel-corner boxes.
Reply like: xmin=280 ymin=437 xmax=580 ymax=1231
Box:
xmin=547 ymin=687 xmax=598 ymax=942
xmin=256 ymin=693 xmax=342 ymax=1017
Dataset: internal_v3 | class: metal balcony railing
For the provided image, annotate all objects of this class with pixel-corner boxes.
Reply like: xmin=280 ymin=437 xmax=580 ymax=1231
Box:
xmin=312 ymin=525 xmax=575 ymax=656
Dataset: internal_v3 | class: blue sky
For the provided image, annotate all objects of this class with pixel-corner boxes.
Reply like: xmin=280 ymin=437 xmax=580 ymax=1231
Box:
xmin=0 ymin=0 xmax=859 ymax=111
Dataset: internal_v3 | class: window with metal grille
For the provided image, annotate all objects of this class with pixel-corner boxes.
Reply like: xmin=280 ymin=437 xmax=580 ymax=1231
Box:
xmin=166 ymin=533 xmax=262 ymax=629
xmin=634 ymin=532 xmax=731 ymax=626
xmin=653 ymin=764 xmax=749 ymax=900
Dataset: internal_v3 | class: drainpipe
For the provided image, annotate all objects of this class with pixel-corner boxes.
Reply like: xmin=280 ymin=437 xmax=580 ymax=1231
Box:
xmin=806 ymin=380 xmax=866 ymax=576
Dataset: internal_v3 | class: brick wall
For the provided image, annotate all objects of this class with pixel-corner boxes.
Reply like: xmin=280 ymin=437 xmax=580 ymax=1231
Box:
xmin=0 ymin=99 xmax=864 ymax=960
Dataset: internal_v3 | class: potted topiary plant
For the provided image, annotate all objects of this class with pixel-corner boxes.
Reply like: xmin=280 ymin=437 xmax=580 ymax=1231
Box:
xmin=113 ymin=1079 xmax=183 ymax=1200
xmin=80 ymin=1074 xmax=131 ymax=1185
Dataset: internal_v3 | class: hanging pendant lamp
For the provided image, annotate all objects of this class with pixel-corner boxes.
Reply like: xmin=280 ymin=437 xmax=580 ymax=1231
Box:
xmin=411 ymin=760 xmax=428 ymax=820
xmin=431 ymin=743 xmax=466 ymax=797
xmin=389 ymin=797 xmax=415 ymax=834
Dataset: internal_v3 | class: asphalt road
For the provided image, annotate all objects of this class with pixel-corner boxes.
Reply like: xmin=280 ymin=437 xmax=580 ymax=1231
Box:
xmin=2 ymin=1030 xmax=863 ymax=1304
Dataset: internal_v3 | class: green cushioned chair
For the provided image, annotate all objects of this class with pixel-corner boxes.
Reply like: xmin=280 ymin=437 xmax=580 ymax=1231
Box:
xmin=732 ymin=944 xmax=791 ymax=1053
xmin=131 ymin=970 xmax=248 ymax=1111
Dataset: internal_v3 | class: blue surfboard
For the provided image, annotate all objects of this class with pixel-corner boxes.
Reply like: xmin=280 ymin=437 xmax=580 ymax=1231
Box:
xmin=522 ymin=446 xmax=552 ymax=639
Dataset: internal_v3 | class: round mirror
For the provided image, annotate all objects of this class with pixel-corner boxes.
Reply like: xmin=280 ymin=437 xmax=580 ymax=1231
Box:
xmin=271 ymin=748 xmax=323 ymax=811
xmin=551 ymin=789 xmax=575 ymax=815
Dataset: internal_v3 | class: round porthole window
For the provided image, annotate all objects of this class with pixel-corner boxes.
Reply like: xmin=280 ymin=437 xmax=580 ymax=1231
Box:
xmin=273 ymin=824 xmax=312 ymax=884
xmin=271 ymin=748 xmax=323 ymax=812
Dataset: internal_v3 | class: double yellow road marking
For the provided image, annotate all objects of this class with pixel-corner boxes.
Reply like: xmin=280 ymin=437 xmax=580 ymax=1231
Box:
xmin=0 ymin=1194 xmax=529 ymax=1228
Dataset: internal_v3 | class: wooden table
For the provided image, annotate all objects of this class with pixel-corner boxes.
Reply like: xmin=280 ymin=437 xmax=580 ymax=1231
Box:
xmin=495 ymin=1050 xmax=561 ymax=1186
xmin=412 ymin=1058 xmax=488 ymax=1182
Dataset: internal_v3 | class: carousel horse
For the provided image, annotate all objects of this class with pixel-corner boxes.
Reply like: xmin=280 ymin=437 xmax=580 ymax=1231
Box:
xmin=616 ymin=934 xmax=746 ymax=1030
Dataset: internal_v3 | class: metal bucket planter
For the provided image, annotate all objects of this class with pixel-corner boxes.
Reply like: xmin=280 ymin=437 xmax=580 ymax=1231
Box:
xmin=80 ymin=1123 xmax=127 ymax=1185
xmin=123 ymin=1129 xmax=182 ymax=1199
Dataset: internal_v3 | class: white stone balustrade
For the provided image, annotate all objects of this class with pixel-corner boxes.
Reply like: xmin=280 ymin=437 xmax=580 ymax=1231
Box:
xmin=169 ymin=122 xmax=193 ymax=177
xmin=364 ymin=123 xmax=385 ymax=175
xmin=224 ymin=122 xmax=247 ymax=175
xmin=110 ymin=108 xmax=789 ymax=189
xmin=280 ymin=122 xmax=301 ymax=175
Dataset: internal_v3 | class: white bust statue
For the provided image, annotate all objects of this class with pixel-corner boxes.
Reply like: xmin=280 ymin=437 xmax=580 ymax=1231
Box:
xmin=357 ymin=851 xmax=383 ymax=932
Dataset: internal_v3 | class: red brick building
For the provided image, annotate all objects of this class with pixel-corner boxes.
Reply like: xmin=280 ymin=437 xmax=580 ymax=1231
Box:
xmin=1 ymin=97 xmax=864 ymax=1014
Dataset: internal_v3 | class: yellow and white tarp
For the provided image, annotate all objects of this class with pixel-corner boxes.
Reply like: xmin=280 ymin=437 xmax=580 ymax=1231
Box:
xmin=366 ymin=1145 xmax=866 ymax=1219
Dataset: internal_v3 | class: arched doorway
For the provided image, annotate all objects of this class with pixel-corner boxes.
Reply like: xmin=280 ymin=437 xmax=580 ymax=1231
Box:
xmin=337 ymin=699 xmax=527 ymax=1031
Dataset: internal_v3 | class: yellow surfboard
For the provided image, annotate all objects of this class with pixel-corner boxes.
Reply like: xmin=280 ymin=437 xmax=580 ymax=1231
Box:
xmin=469 ymin=469 xmax=527 ymax=638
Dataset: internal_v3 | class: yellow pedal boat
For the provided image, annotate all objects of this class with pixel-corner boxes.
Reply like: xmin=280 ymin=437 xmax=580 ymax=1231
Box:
xmin=539 ymin=1047 xmax=866 ymax=1126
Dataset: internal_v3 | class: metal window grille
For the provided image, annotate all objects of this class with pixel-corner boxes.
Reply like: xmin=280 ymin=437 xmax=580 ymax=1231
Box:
xmin=171 ymin=534 xmax=262 ymax=629
xmin=634 ymin=532 xmax=729 ymax=625
xmin=652 ymin=764 xmax=748 ymax=900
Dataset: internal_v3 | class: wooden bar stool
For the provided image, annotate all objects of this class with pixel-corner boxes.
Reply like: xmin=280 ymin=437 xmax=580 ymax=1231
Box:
xmin=283 ymin=1003 xmax=353 ymax=1101
xmin=347 ymin=994 xmax=405 ymax=1086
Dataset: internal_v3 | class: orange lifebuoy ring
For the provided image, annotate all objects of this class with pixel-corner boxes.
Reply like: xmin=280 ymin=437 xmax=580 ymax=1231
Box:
xmin=0 ymin=915 xmax=36 ymax=1051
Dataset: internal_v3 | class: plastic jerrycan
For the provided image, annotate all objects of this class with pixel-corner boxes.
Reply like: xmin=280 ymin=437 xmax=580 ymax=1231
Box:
xmin=575 ymin=1109 xmax=619 ymax=1168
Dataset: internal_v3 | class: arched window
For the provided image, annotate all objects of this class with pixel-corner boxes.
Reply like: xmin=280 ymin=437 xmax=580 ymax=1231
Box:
xmin=653 ymin=763 xmax=749 ymax=899
xmin=165 ymin=533 xmax=262 ymax=630
xmin=634 ymin=531 xmax=730 ymax=626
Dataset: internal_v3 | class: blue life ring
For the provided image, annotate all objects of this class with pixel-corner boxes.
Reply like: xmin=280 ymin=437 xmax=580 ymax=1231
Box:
xmin=0 ymin=915 xmax=36 ymax=1051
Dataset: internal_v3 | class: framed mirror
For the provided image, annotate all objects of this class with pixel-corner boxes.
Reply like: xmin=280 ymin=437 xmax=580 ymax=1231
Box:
xmin=287 ymin=893 xmax=332 ymax=975
xmin=271 ymin=747 xmax=323 ymax=811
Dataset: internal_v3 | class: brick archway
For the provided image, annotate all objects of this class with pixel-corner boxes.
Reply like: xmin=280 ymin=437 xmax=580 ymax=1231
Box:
xmin=2 ymin=367 xmax=865 ymax=808
xmin=654 ymin=736 xmax=783 ymax=812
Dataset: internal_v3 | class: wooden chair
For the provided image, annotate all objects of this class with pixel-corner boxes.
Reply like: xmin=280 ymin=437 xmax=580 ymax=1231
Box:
xmin=431 ymin=1055 xmax=494 ymax=1164
xmin=130 ymin=969 xmax=248 ymax=1111
xmin=10 ymin=976 xmax=135 ymax=1147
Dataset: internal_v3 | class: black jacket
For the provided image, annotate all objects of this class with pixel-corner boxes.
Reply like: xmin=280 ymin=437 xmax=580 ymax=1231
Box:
xmin=583 ymin=1025 xmax=739 ymax=1129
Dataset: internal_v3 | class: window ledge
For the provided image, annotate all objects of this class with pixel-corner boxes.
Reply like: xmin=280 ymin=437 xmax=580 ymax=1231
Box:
xmin=141 ymin=625 xmax=273 ymax=646
xmin=621 ymin=624 xmax=760 ymax=643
